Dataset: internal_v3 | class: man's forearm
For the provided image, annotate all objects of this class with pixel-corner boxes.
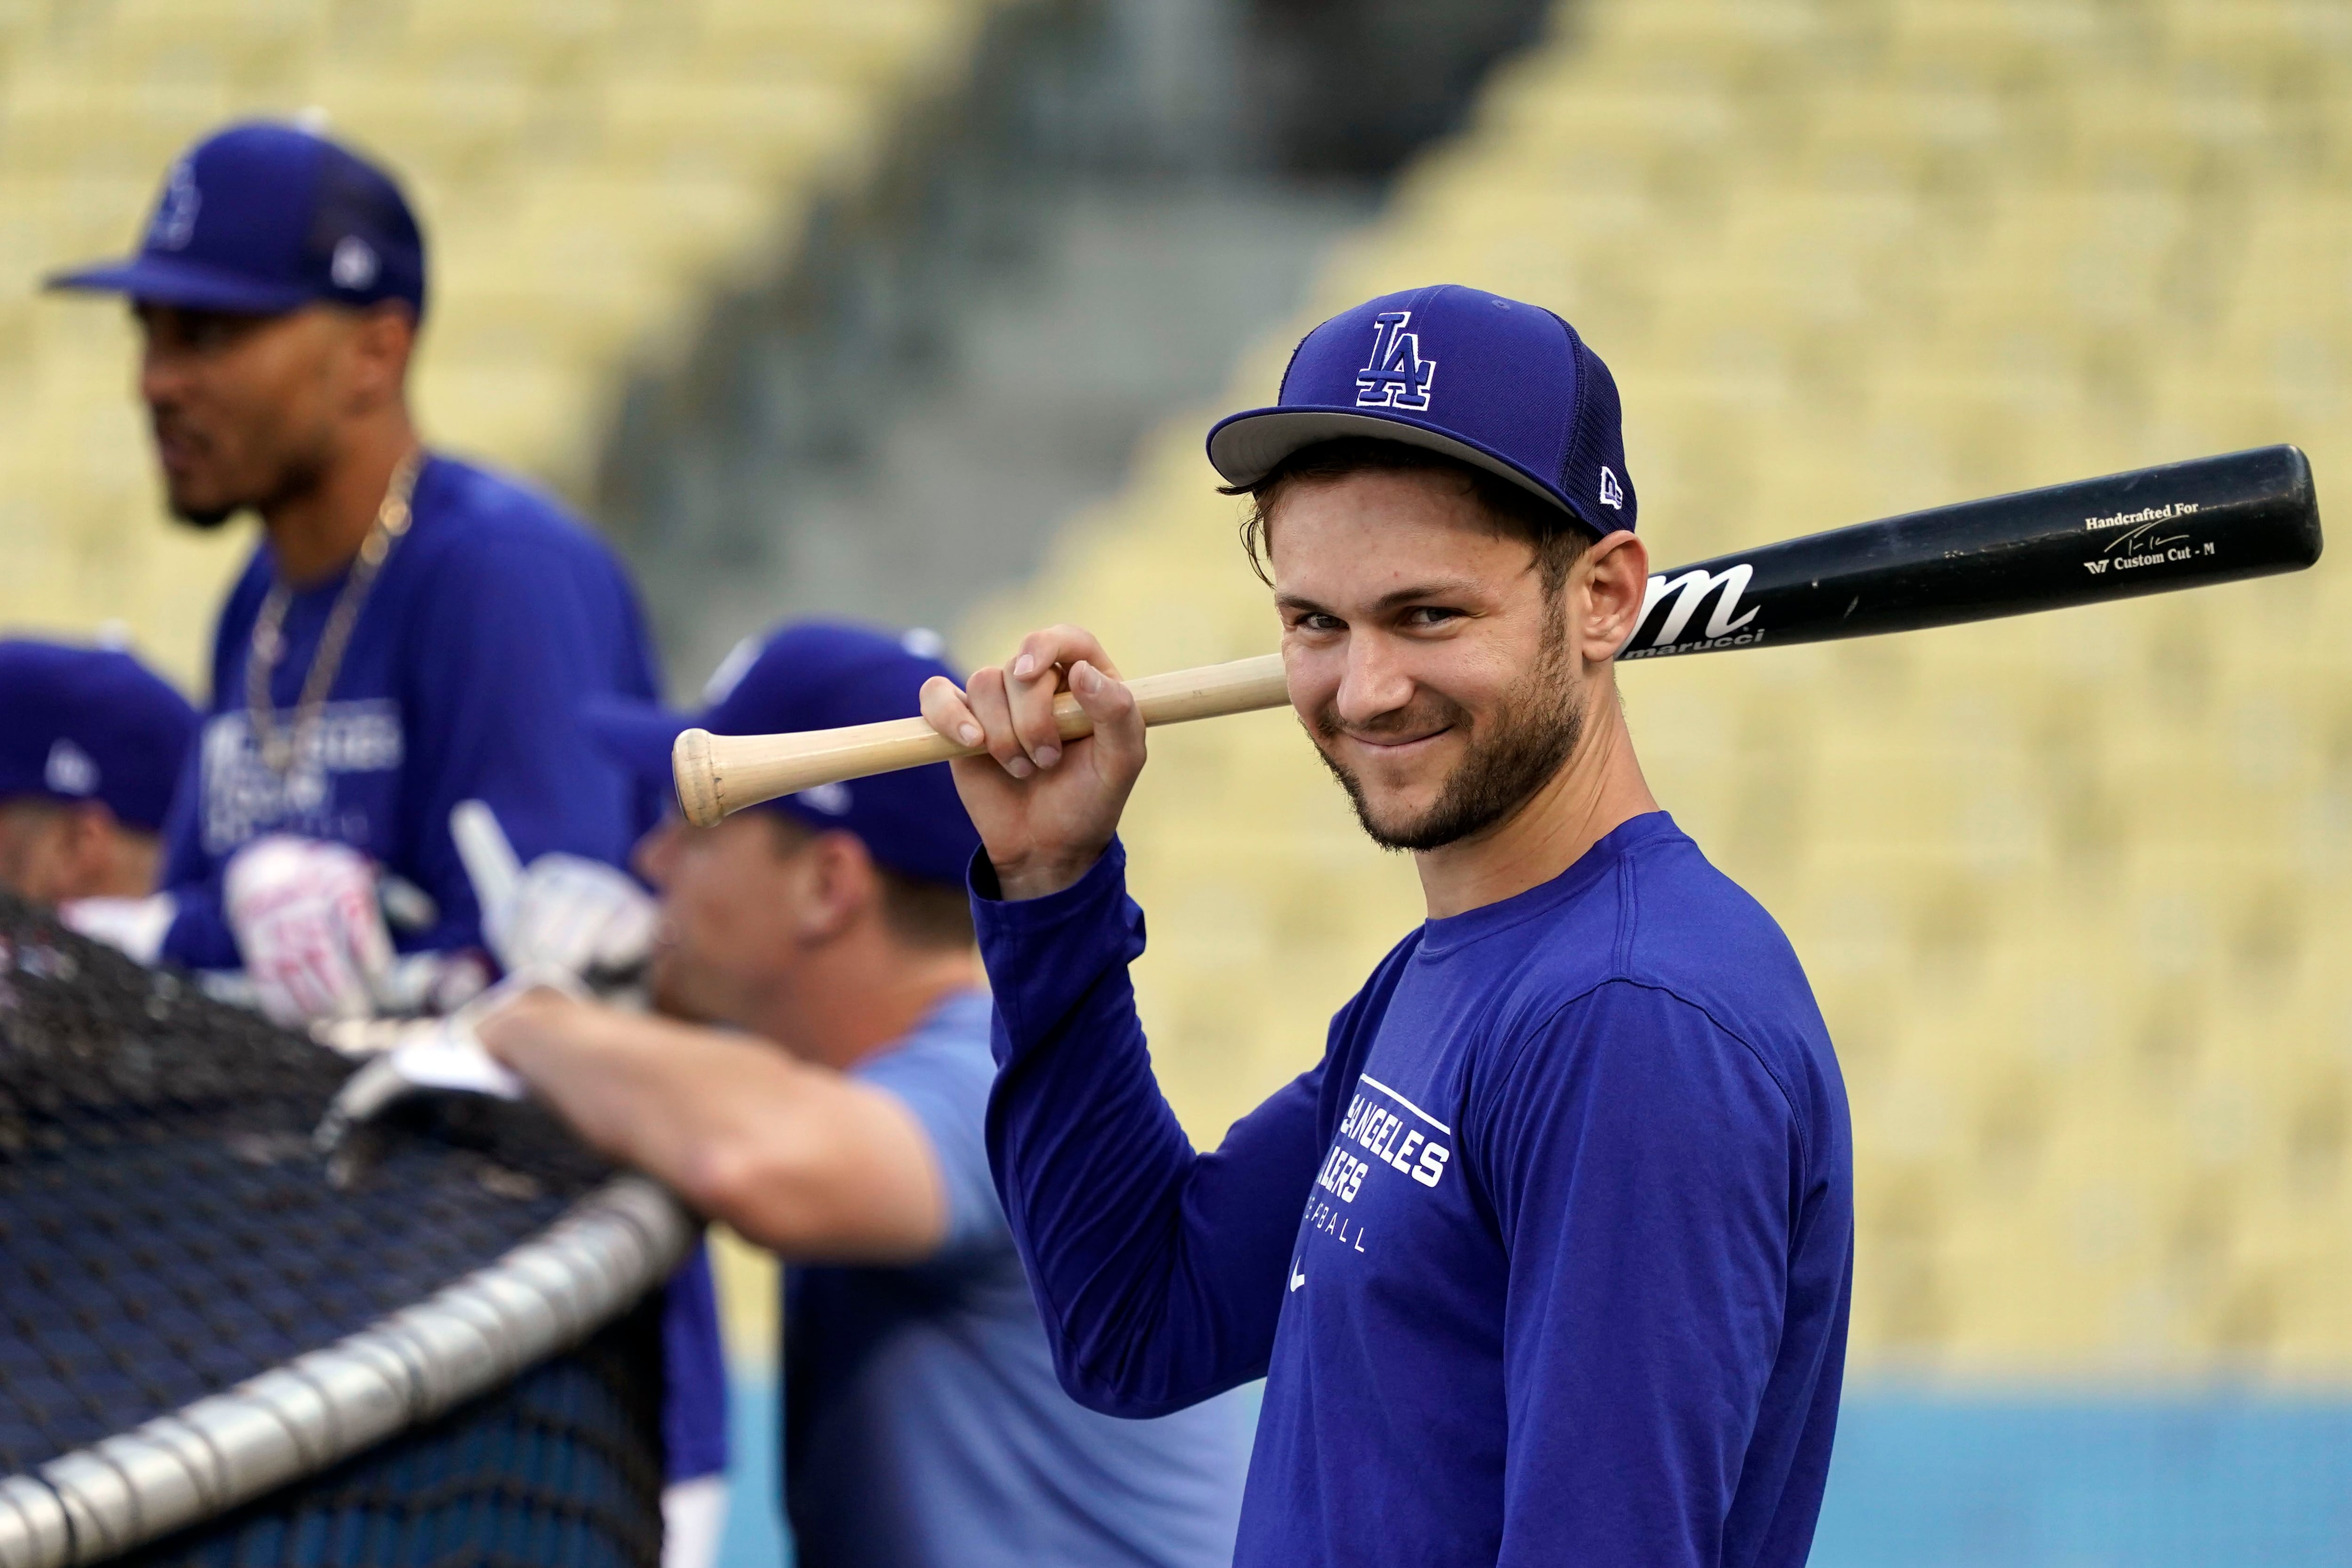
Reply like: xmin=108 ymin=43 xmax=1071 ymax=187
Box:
xmin=485 ymin=996 xmax=707 ymax=1179
xmin=977 ymin=843 xmax=1322 ymax=1415
xmin=481 ymin=995 xmax=944 ymax=1259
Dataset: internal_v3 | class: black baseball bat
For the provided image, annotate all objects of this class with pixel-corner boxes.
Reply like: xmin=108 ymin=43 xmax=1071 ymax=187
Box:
xmin=673 ymin=447 xmax=2321 ymax=822
xmin=1619 ymin=445 xmax=2321 ymax=660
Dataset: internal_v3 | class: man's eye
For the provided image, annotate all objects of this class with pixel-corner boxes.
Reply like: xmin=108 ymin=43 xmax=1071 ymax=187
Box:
xmin=1403 ymin=606 xmax=1463 ymax=627
xmin=1289 ymin=613 xmax=1343 ymax=633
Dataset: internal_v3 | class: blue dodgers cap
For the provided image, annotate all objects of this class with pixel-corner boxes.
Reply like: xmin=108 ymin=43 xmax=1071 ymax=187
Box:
xmin=588 ymin=622 xmax=981 ymax=888
xmin=1207 ymin=283 xmax=1635 ymax=533
xmin=45 ymin=120 xmax=426 ymax=318
xmin=0 ymin=640 xmax=200 ymax=832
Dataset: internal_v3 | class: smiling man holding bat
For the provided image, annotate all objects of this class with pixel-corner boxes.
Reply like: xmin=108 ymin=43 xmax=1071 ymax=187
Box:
xmin=913 ymin=285 xmax=1855 ymax=1568
xmin=638 ymin=279 xmax=2321 ymax=1562
xmin=644 ymin=279 xmax=2323 ymax=1562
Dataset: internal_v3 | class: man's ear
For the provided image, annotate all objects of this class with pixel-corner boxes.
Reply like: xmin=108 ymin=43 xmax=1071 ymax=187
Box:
xmin=791 ymin=831 xmax=880 ymax=946
xmin=1574 ymin=529 xmax=1651 ymax=666
xmin=347 ymin=303 xmax=416 ymax=409
xmin=60 ymin=801 xmax=119 ymax=872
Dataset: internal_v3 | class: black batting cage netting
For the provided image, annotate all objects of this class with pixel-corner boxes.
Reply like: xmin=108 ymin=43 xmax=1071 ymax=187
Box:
xmin=0 ymin=891 xmax=690 ymax=1568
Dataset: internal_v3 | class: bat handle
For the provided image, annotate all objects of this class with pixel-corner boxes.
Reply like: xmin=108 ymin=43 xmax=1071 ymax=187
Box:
xmin=672 ymin=652 xmax=1292 ymax=827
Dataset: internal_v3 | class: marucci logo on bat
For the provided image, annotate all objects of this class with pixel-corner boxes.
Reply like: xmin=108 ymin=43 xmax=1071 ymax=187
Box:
xmin=1621 ymin=562 xmax=1766 ymax=658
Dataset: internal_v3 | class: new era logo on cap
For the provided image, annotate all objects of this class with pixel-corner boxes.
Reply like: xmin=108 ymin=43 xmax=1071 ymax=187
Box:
xmin=1206 ymin=283 xmax=1637 ymax=535
xmin=330 ymin=236 xmax=378 ymax=290
xmin=795 ymin=781 xmax=853 ymax=816
xmin=44 ymin=740 xmax=98 ymax=796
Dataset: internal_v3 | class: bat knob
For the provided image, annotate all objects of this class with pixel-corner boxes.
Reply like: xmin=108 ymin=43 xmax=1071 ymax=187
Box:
xmin=673 ymin=728 xmax=725 ymax=828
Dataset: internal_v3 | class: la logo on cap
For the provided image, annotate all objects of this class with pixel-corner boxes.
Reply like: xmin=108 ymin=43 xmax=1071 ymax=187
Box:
xmin=1355 ymin=311 xmax=1437 ymax=411
xmin=150 ymin=160 xmax=200 ymax=250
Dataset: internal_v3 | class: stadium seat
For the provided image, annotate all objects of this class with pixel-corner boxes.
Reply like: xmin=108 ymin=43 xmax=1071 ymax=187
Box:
xmin=0 ymin=0 xmax=1028 ymax=666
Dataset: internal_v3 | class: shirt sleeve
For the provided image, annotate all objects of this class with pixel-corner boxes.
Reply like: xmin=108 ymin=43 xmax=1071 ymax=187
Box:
xmin=1469 ymin=979 xmax=1804 ymax=1568
xmin=974 ymin=840 xmax=1328 ymax=1418
xmin=852 ymin=1032 xmax=1008 ymax=1261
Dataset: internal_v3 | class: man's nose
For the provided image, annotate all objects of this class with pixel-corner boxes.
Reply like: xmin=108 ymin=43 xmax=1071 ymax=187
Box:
xmin=632 ymin=815 xmax=683 ymax=891
xmin=138 ymin=343 xmax=188 ymax=408
xmin=1335 ymin=635 xmax=1415 ymax=728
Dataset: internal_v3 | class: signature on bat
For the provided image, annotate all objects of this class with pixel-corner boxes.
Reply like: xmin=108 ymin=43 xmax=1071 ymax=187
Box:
xmin=2101 ymin=517 xmax=2191 ymax=557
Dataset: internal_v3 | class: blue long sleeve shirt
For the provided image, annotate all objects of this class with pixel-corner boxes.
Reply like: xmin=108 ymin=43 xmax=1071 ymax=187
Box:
xmin=972 ymin=811 xmax=1853 ymax=1568
xmin=158 ymin=454 xmax=664 ymax=966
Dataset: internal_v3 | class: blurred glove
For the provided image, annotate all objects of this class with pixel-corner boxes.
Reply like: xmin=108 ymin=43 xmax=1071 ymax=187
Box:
xmin=224 ymin=835 xmax=397 ymax=1026
xmin=452 ymin=799 xmax=656 ymax=987
xmin=312 ymin=969 xmax=579 ymax=1156
xmin=60 ymin=892 xmax=176 ymax=965
xmin=501 ymin=853 xmax=659 ymax=982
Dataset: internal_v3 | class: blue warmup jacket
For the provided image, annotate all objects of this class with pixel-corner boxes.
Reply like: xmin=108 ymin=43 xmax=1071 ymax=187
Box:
xmin=972 ymin=812 xmax=1853 ymax=1568
xmin=158 ymin=454 xmax=665 ymax=966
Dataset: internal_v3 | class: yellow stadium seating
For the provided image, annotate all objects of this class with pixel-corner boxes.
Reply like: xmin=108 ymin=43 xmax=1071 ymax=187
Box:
xmin=0 ymin=0 xmax=1018 ymax=681
xmin=964 ymin=0 xmax=2352 ymax=1379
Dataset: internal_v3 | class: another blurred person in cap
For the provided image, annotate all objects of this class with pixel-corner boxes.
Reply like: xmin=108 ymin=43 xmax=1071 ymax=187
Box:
xmin=44 ymin=119 xmax=665 ymax=1024
xmin=0 ymin=638 xmax=197 ymax=911
xmin=43 ymin=119 xmax=728 ymax=1568
xmin=468 ymin=622 xmax=1255 ymax=1568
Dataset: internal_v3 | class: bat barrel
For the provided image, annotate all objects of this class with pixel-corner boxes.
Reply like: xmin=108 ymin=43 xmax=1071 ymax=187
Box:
xmin=1619 ymin=445 xmax=2321 ymax=661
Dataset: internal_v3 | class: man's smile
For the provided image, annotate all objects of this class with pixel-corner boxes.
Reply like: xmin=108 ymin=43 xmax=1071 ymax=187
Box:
xmin=1331 ymin=725 xmax=1455 ymax=757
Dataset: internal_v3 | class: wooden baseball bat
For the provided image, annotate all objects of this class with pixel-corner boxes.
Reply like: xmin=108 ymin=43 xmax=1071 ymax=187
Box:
xmin=673 ymin=446 xmax=2320 ymax=827
xmin=673 ymin=656 xmax=1289 ymax=828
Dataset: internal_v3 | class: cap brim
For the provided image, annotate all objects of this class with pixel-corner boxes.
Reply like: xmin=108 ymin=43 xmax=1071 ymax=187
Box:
xmin=44 ymin=255 xmax=312 ymax=315
xmin=582 ymin=695 xmax=691 ymax=794
xmin=1207 ymin=406 xmax=1596 ymax=529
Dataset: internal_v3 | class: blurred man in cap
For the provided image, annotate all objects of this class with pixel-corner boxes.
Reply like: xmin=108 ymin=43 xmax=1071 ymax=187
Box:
xmin=468 ymin=621 xmax=1254 ymax=1568
xmin=44 ymin=119 xmax=729 ymax=1567
xmin=0 ymin=638 xmax=197 ymax=909
xmin=45 ymin=119 xmax=666 ymax=1023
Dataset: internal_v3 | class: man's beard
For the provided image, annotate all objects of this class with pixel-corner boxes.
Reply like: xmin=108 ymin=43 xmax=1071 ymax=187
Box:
xmin=169 ymin=501 xmax=238 ymax=530
xmin=1311 ymin=624 xmax=1584 ymax=853
xmin=157 ymin=422 xmax=319 ymax=531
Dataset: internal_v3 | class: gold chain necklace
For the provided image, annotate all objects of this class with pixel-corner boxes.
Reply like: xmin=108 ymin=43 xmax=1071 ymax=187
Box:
xmin=246 ymin=449 xmax=424 ymax=776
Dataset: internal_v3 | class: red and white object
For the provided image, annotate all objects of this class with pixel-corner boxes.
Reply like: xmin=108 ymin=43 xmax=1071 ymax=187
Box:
xmin=223 ymin=835 xmax=397 ymax=1026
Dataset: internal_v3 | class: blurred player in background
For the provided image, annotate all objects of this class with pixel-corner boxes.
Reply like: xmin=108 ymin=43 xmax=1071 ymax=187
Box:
xmin=924 ymin=287 xmax=1852 ymax=1567
xmin=0 ymin=638 xmax=196 ymax=908
xmin=43 ymin=119 xmax=728 ymax=1565
xmin=44 ymin=120 xmax=665 ymax=1025
xmin=459 ymin=622 xmax=1255 ymax=1568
